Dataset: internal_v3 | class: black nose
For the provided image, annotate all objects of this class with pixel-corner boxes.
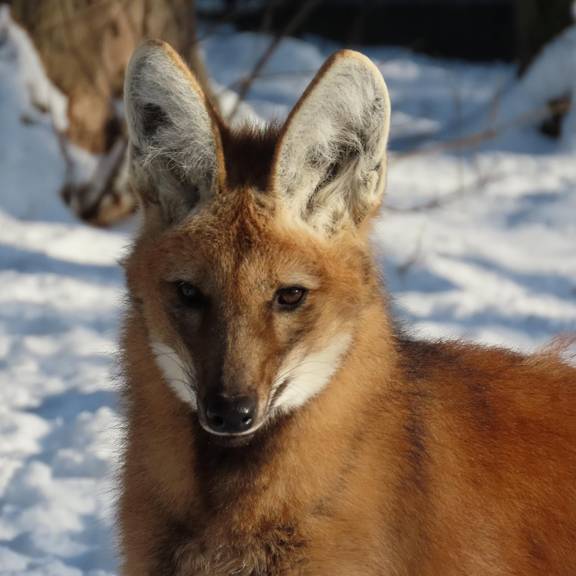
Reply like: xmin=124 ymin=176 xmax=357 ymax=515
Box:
xmin=204 ymin=394 xmax=257 ymax=434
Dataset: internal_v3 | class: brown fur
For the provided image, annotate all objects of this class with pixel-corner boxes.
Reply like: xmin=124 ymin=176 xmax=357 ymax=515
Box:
xmin=118 ymin=43 xmax=576 ymax=575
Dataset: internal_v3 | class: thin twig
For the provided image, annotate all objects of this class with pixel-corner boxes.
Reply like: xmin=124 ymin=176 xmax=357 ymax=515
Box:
xmin=395 ymin=98 xmax=571 ymax=160
xmin=259 ymin=0 xmax=285 ymax=34
xmin=396 ymin=223 xmax=427 ymax=276
xmin=385 ymin=170 xmax=507 ymax=214
xmin=226 ymin=0 xmax=322 ymax=123
xmin=61 ymin=135 xmax=130 ymax=225
xmin=53 ymin=124 xmax=74 ymax=197
xmin=218 ymin=68 xmax=319 ymax=94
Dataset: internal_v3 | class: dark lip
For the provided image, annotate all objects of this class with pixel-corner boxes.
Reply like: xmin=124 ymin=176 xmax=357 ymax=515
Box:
xmin=195 ymin=413 xmax=264 ymax=448
xmin=206 ymin=432 xmax=257 ymax=448
xmin=195 ymin=412 xmax=291 ymax=450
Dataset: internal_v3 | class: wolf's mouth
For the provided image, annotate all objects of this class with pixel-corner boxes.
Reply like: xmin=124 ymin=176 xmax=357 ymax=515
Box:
xmin=196 ymin=408 xmax=267 ymax=442
xmin=204 ymin=431 xmax=258 ymax=448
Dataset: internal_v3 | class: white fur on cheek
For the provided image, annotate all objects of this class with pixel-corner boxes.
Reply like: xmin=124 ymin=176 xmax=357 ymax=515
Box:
xmin=272 ymin=332 xmax=352 ymax=413
xmin=150 ymin=341 xmax=197 ymax=410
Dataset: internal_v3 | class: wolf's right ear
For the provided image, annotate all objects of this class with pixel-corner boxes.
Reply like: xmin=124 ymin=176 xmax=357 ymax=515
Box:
xmin=124 ymin=40 xmax=224 ymax=226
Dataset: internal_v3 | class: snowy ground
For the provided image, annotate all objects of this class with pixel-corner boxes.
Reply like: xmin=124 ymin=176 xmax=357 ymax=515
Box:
xmin=1 ymin=12 xmax=575 ymax=575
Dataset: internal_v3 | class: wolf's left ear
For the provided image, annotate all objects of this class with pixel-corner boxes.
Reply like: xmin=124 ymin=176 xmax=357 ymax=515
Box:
xmin=124 ymin=40 xmax=224 ymax=226
xmin=272 ymin=50 xmax=390 ymax=235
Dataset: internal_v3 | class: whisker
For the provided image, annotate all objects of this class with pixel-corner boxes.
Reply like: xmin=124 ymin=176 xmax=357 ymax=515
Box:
xmin=271 ymin=359 xmax=336 ymax=389
xmin=153 ymin=349 xmax=189 ymax=371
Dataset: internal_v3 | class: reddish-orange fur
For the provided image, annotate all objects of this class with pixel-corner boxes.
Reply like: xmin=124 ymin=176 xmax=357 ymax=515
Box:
xmin=119 ymin=43 xmax=576 ymax=575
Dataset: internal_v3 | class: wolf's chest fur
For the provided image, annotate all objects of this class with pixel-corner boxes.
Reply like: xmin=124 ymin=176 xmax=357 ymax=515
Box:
xmin=157 ymin=520 xmax=306 ymax=576
xmin=150 ymin=430 xmax=342 ymax=575
xmin=172 ymin=439 xmax=308 ymax=575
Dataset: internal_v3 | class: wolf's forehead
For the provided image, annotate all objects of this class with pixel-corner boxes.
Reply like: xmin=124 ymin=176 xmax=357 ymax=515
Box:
xmin=177 ymin=204 xmax=274 ymax=268
xmin=201 ymin=195 xmax=272 ymax=243
xmin=174 ymin=207 xmax=316 ymax=287
xmin=219 ymin=124 xmax=280 ymax=190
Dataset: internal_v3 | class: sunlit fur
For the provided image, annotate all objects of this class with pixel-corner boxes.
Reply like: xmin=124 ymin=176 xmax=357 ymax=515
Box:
xmin=119 ymin=41 xmax=576 ymax=575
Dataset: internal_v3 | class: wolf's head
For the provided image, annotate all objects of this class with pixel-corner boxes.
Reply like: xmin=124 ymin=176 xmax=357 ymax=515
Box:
xmin=123 ymin=41 xmax=391 ymax=442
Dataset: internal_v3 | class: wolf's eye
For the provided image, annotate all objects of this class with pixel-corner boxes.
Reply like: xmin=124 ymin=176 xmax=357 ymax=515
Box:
xmin=275 ymin=286 xmax=307 ymax=310
xmin=176 ymin=282 xmax=206 ymax=308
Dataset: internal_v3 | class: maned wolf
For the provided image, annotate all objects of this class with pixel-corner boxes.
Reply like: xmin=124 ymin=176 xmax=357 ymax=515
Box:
xmin=118 ymin=40 xmax=576 ymax=575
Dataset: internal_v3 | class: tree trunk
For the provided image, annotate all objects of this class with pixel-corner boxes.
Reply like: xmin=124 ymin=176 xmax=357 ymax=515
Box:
xmin=12 ymin=0 xmax=214 ymax=153
xmin=11 ymin=0 xmax=215 ymax=226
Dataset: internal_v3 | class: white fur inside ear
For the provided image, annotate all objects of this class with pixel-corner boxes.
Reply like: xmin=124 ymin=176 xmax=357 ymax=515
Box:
xmin=151 ymin=341 xmax=197 ymax=410
xmin=274 ymin=52 xmax=391 ymax=234
xmin=271 ymin=332 xmax=352 ymax=414
xmin=124 ymin=42 xmax=219 ymax=221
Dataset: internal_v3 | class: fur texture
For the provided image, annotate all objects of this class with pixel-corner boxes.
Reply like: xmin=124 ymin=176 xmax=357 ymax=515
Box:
xmin=124 ymin=40 xmax=223 ymax=226
xmin=272 ymin=51 xmax=390 ymax=235
xmin=271 ymin=331 xmax=353 ymax=414
xmin=118 ymin=41 xmax=576 ymax=576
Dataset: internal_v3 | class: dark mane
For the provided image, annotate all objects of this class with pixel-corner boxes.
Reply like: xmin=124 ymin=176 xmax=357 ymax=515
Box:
xmin=218 ymin=122 xmax=282 ymax=191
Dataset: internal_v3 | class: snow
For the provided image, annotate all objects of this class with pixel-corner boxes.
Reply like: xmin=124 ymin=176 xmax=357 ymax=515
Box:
xmin=470 ymin=24 xmax=576 ymax=151
xmin=1 ymin=11 xmax=575 ymax=575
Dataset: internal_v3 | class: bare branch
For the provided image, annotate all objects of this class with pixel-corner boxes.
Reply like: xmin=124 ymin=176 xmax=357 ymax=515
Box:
xmin=226 ymin=0 xmax=322 ymax=123
xmin=395 ymin=98 xmax=571 ymax=161
xmin=386 ymin=169 xmax=508 ymax=214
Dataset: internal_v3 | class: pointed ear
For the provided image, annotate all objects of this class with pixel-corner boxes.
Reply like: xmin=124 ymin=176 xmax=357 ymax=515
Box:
xmin=272 ymin=50 xmax=391 ymax=235
xmin=124 ymin=40 xmax=224 ymax=226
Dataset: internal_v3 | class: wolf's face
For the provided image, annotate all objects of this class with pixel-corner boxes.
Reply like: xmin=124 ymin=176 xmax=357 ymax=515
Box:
xmin=123 ymin=41 xmax=390 ymax=440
